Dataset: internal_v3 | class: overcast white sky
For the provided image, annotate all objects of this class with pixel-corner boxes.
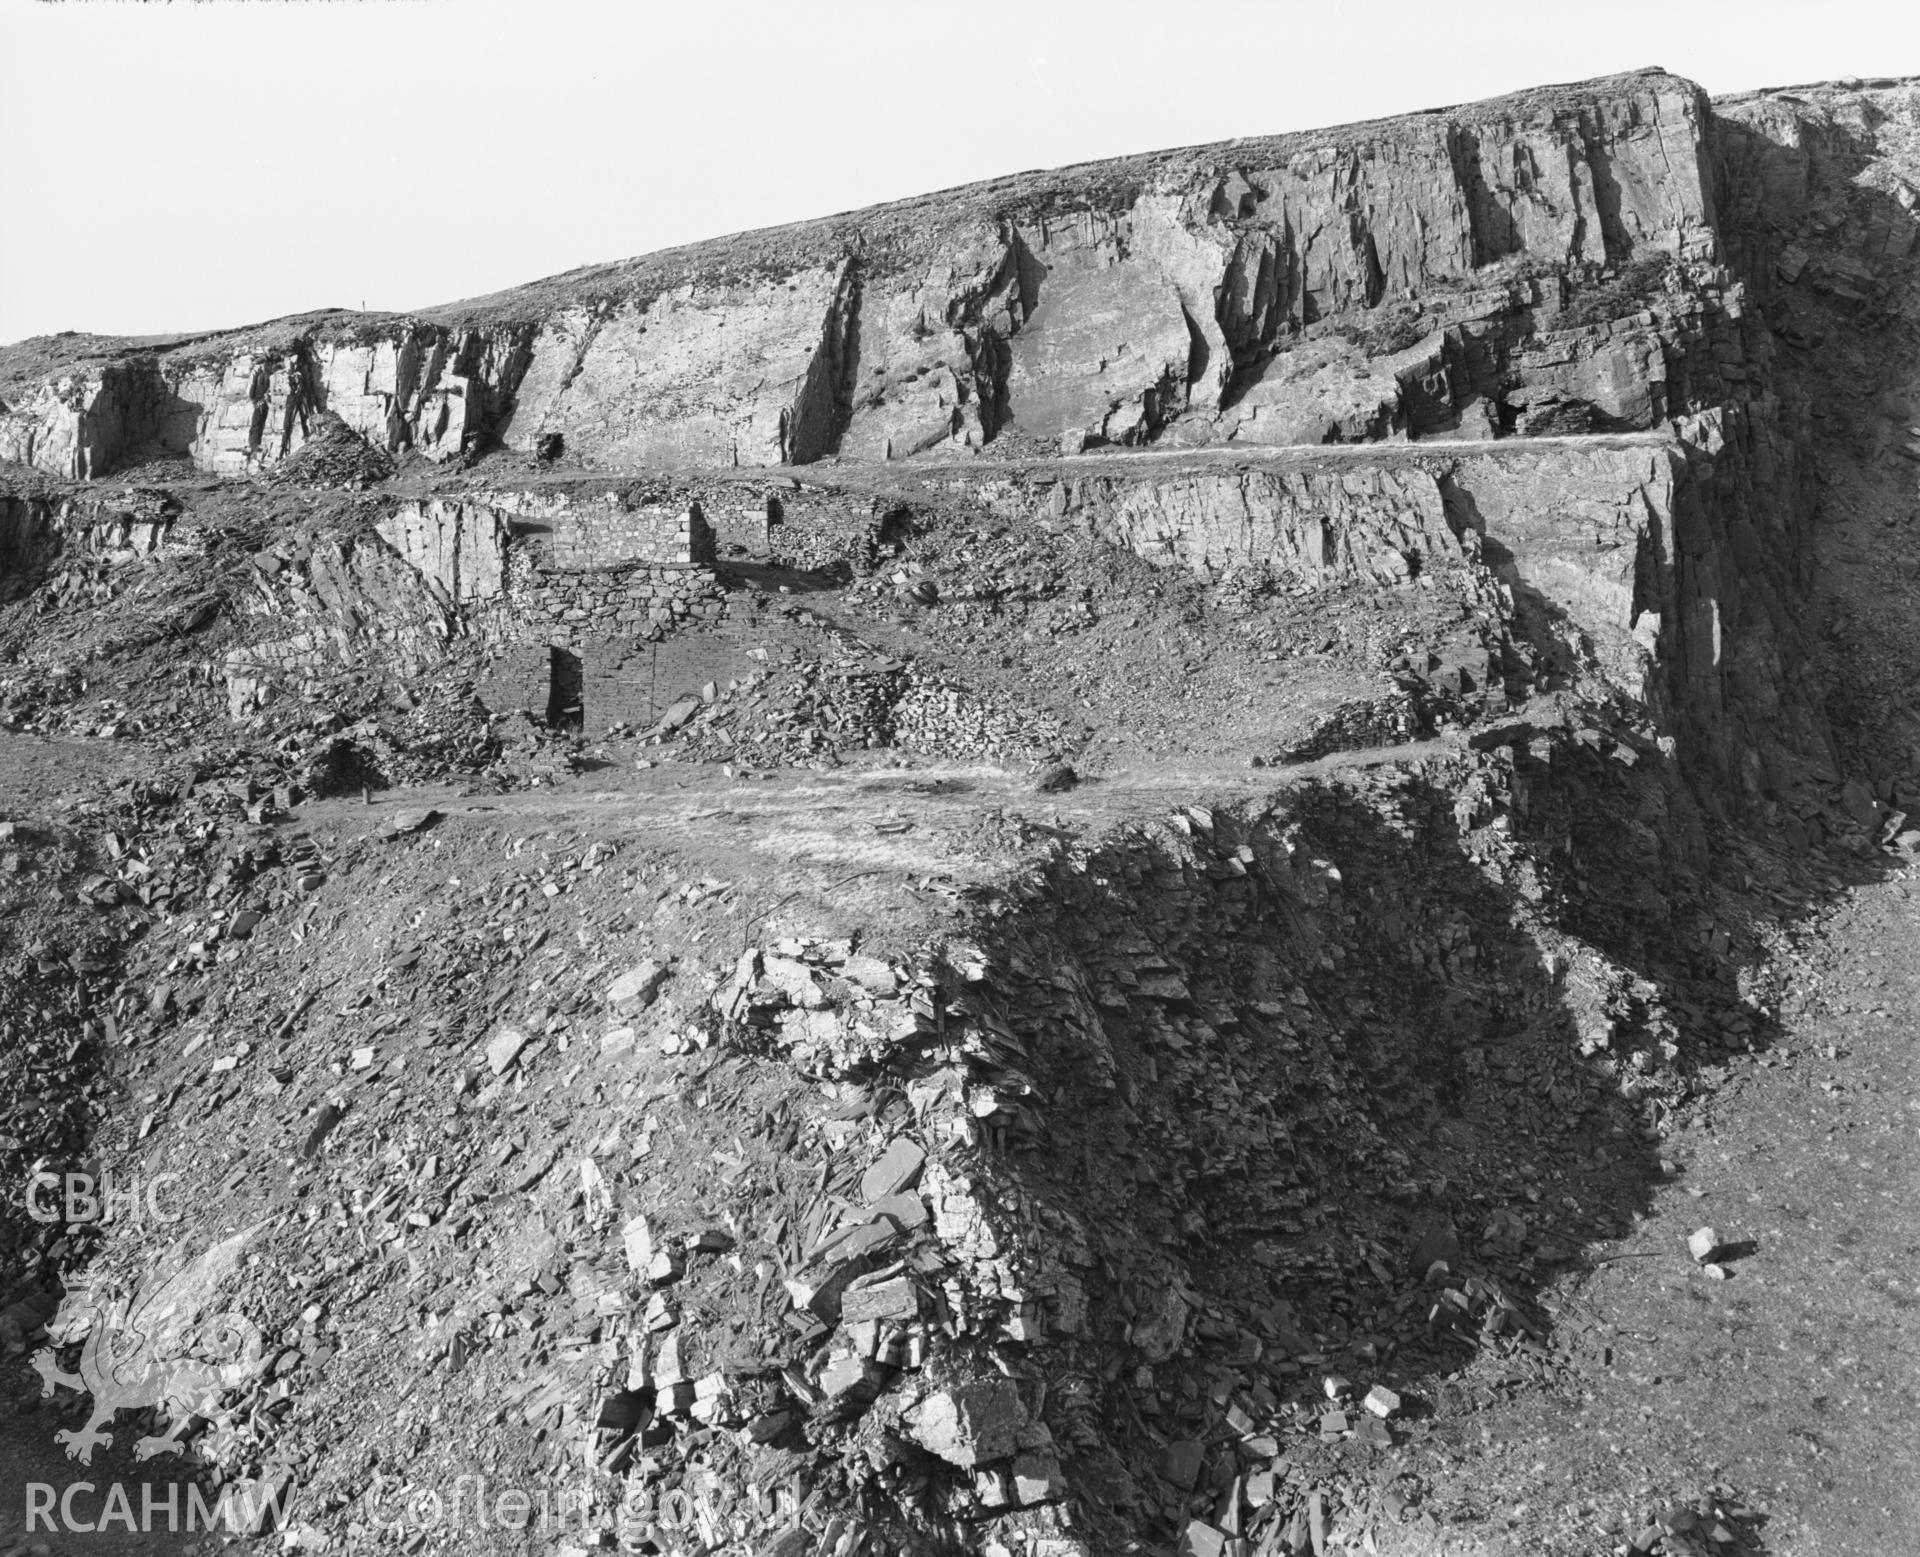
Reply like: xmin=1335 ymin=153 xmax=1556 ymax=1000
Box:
xmin=2 ymin=0 xmax=1916 ymax=345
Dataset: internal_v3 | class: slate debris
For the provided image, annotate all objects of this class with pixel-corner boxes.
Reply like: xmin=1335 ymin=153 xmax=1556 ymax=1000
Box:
xmin=301 ymin=1100 xmax=345 ymax=1159
xmin=377 ymin=807 xmax=439 ymax=839
xmin=661 ymin=632 xmax=1064 ymax=770
xmin=606 ymin=957 xmax=669 ymax=1011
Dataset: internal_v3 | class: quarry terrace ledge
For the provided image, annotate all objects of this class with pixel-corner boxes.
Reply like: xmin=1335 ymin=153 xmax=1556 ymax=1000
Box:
xmin=369 ymin=428 xmax=1681 ymax=498
xmin=770 ymin=428 xmax=1679 ymax=482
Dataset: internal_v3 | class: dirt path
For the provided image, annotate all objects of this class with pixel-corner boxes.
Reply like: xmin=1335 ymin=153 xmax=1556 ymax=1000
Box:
xmin=307 ymin=735 xmax=1458 ymax=829
xmin=365 ymin=430 xmax=1679 ymax=501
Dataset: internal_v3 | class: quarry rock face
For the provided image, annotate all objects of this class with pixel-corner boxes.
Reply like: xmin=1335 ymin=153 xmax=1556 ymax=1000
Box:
xmin=3 ymin=69 xmax=1722 ymax=479
xmin=0 ymin=68 xmax=1853 ymax=813
xmin=4 ymin=67 xmax=1919 ymax=1557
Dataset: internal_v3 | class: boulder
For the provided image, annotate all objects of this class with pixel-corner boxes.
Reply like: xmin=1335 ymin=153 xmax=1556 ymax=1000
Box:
xmin=905 ymin=1379 xmax=1025 ymax=1468
xmin=607 ymin=959 xmax=668 ymax=1010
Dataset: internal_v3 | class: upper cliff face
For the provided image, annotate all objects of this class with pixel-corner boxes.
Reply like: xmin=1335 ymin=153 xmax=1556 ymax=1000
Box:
xmin=0 ymin=68 xmax=1722 ymax=480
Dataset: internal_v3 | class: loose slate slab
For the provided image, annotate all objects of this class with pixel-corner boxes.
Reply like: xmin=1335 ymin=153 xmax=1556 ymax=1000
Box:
xmin=622 ymin=1216 xmax=654 ymax=1273
xmin=840 ymin=1275 xmax=918 ymax=1325
xmin=1162 ymin=1439 xmax=1204 ymax=1489
xmin=868 ymin=1191 xmax=929 ymax=1230
xmin=607 ymin=960 xmax=668 ymax=1011
xmin=659 ymin=697 xmax=702 ymax=732
xmin=486 ymin=1027 xmax=532 ymax=1076
xmin=838 ymin=954 xmax=898 ymax=995
xmin=1363 ymin=1384 xmax=1401 ymax=1419
xmin=861 ymin=1138 xmax=926 ymax=1204
xmin=1408 ymin=1222 xmax=1461 ymax=1279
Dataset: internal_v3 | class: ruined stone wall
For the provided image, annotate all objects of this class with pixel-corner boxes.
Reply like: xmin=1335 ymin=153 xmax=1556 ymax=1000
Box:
xmin=476 ymin=642 xmax=554 ymax=720
xmin=764 ymin=487 xmax=890 ymax=572
xmin=511 ymin=560 xmax=726 ymax=644
xmin=474 ymin=625 xmax=758 ymax=730
xmin=660 ymin=482 xmax=894 ymax=571
xmin=221 ymin=500 xmax=725 ymax=721
xmin=220 ymin=490 xmax=734 ymax=725
xmin=535 ymin=500 xmax=714 ymax=570
xmin=375 ymin=488 xmax=726 ymax=641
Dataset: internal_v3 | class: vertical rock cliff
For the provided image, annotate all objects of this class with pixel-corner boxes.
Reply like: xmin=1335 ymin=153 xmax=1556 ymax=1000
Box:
xmin=1 ymin=69 xmax=1729 ymax=479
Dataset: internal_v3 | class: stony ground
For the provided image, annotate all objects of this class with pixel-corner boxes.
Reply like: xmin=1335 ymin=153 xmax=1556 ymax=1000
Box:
xmin=0 ymin=710 xmax=1893 ymax=1557
xmin=0 ymin=462 xmax=1911 ymax=1557
xmin=1375 ymin=846 xmax=1920 ymax=1556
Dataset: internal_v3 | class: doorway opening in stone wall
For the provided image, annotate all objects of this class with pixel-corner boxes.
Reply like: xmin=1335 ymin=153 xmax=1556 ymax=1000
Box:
xmin=876 ymin=504 xmax=919 ymax=549
xmin=548 ymin=646 xmax=583 ymax=729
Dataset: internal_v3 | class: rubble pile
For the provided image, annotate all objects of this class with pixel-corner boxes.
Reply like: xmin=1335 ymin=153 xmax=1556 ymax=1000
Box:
xmin=654 ymin=658 xmax=903 ymax=766
xmin=1272 ymin=692 xmax=1424 ymax=764
xmin=765 ymin=515 xmax=872 ymax=577
xmin=0 ymin=724 xmax=1761 ymax=1556
xmin=660 ymin=644 xmax=1064 ymax=770
xmin=0 ymin=755 xmax=270 ymax=1269
xmin=268 ymin=412 xmax=398 ymax=490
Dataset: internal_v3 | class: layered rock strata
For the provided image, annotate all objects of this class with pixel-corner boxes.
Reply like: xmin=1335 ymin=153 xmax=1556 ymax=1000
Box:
xmin=3 ymin=70 xmax=1729 ymax=478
